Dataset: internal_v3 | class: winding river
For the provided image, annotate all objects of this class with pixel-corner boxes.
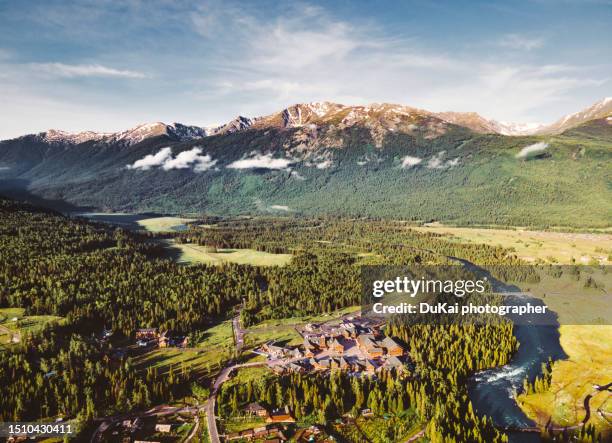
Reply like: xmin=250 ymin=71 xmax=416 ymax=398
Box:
xmin=458 ymin=261 xmax=567 ymax=442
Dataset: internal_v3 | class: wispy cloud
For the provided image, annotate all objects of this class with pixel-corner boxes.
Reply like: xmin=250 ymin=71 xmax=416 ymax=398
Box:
xmin=162 ymin=147 xmax=216 ymax=171
xmin=315 ymin=159 xmax=333 ymax=169
xmin=127 ymin=147 xmax=172 ymax=170
xmin=187 ymin=2 xmax=607 ymax=125
xmin=127 ymin=147 xmax=217 ymax=171
xmin=516 ymin=142 xmax=548 ymax=159
xmin=227 ymin=153 xmax=293 ymax=170
xmin=498 ymin=34 xmax=545 ymax=51
xmin=0 ymin=0 xmax=611 ymax=139
xmin=33 ymin=63 xmax=147 ymax=79
xmin=400 ymin=156 xmax=422 ymax=168
xmin=425 ymin=152 xmax=460 ymax=169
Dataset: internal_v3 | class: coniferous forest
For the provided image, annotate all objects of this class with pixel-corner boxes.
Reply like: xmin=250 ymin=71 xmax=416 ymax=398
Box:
xmin=0 ymin=197 xmax=603 ymax=442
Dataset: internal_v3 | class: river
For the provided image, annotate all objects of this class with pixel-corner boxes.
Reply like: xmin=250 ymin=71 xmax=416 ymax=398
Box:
xmin=458 ymin=260 xmax=567 ymax=442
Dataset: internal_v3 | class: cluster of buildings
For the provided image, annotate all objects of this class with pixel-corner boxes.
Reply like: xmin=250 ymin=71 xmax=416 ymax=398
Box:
xmin=225 ymin=405 xmax=295 ymax=441
xmin=135 ymin=328 xmax=189 ymax=348
xmin=258 ymin=318 xmax=410 ymax=376
xmin=103 ymin=416 xmax=180 ymax=443
xmin=226 ymin=405 xmax=334 ymax=442
xmin=225 ymin=425 xmax=286 ymax=442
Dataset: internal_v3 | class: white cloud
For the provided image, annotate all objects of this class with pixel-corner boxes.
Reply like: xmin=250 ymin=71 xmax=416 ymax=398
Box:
xmin=516 ymin=142 xmax=549 ymax=159
xmin=499 ymin=34 xmax=545 ymax=51
xmin=427 ymin=152 xmax=445 ymax=169
xmin=269 ymin=205 xmax=290 ymax=211
xmin=290 ymin=170 xmax=306 ymax=180
xmin=162 ymin=147 xmax=217 ymax=171
xmin=33 ymin=63 xmax=147 ymax=79
xmin=127 ymin=147 xmax=172 ymax=170
xmin=400 ymin=156 xmax=422 ymax=168
xmin=425 ymin=151 xmax=460 ymax=169
xmin=315 ymin=159 xmax=333 ymax=169
xmin=227 ymin=153 xmax=293 ymax=170
xmin=194 ymin=155 xmax=217 ymax=172
xmin=127 ymin=147 xmax=217 ymax=171
xmin=187 ymin=4 xmax=608 ymax=125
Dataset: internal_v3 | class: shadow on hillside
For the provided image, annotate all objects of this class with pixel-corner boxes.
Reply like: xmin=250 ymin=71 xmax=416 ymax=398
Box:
xmin=0 ymin=179 xmax=94 ymax=212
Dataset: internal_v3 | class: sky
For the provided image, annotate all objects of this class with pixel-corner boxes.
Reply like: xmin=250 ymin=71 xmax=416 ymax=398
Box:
xmin=0 ymin=0 xmax=611 ymax=139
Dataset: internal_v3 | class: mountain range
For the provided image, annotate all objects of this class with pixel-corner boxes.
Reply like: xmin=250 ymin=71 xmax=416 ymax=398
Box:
xmin=11 ymin=97 xmax=612 ymax=147
xmin=0 ymin=98 xmax=610 ymax=227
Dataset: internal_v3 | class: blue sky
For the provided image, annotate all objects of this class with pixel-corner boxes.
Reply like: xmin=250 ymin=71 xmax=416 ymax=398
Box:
xmin=0 ymin=0 xmax=610 ymax=138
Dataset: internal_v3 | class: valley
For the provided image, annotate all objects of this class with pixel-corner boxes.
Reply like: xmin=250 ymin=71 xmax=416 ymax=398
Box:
xmin=0 ymin=99 xmax=610 ymax=443
xmin=2 ymin=0 xmax=611 ymax=441
xmin=0 ymin=197 xmax=609 ymax=442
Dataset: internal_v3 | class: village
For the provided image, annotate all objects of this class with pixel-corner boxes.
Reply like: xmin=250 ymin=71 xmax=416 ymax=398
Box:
xmin=218 ymin=316 xmax=412 ymax=443
xmin=256 ymin=316 xmax=411 ymax=377
xmin=92 ymin=314 xmax=412 ymax=443
xmin=122 ymin=315 xmax=411 ymax=379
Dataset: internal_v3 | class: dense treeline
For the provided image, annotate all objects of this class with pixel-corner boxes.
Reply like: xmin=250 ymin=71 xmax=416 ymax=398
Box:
xmin=0 ymin=198 xmax=249 ymax=423
xmin=0 ymin=326 xmax=189 ymax=421
xmin=178 ymin=218 xmax=528 ymax=325
xmin=177 ymin=218 xmax=526 ymax=267
xmin=0 ymin=199 xmax=258 ymax=335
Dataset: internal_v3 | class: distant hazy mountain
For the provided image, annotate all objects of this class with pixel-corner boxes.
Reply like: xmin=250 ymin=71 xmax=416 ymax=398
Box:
xmin=536 ymin=97 xmax=612 ymax=134
xmin=0 ymin=99 xmax=610 ymax=227
xmin=39 ymin=122 xmax=213 ymax=146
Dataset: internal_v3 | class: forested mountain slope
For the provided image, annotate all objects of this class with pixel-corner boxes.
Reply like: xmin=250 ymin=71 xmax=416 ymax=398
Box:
xmin=1 ymin=103 xmax=610 ymax=227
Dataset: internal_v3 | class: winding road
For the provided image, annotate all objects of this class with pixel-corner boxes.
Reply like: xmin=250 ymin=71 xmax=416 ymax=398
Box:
xmin=206 ymin=362 xmax=266 ymax=443
xmin=205 ymin=311 xmax=264 ymax=443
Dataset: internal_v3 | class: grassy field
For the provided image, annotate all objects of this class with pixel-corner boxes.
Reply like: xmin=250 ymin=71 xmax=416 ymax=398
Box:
xmin=244 ymin=306 xmax=361 ymax=348
xmin=0 ymin=308 xmax=63 ymax=345
xmin=132 ymin=321 xmax=235 ymax=378
xmin=518 ymin=325 xmax=612 ymax=431
xmin=223 ymin=366 xmax=275 ymax=391
xmin=412 ymin=225 xmax=611 ymax=265
xmin=515 ymin=269 xmax=612 ymax=432
xmin=192 ymin=321 xmax=235 ymax=348
xmin=165 ymin=240 xmax=293 ymax=266
xmin=244 ymin=323 xmax=303 ymax=348
xmin=333 ymin=414 xmax=422 ymax=443
xmin=76 ymin=213 xmax=194 ymax=232
xmin=250 ymin=306 xmax=361 ymax=328
xmin=221 ymin=416 xmax=267 ymax=433
xmin=135 ymin=216 xmax=194 ymax=232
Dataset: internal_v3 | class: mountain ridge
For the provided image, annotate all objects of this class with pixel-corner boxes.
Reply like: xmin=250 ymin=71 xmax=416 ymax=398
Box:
xmin=6 ymin=98 xmax=611 ymax=145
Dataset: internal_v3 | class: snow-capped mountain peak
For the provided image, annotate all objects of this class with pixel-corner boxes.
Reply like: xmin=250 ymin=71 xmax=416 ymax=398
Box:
xmin=42 ymin=129 xmax=110 ymax=144
xmin=16 ymin=97 xmax=612 ymax=146
xmin=495 ymin=121 xmax=546 ymax=136
xmin=39 ymin=122 xmax=210 ymax=146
